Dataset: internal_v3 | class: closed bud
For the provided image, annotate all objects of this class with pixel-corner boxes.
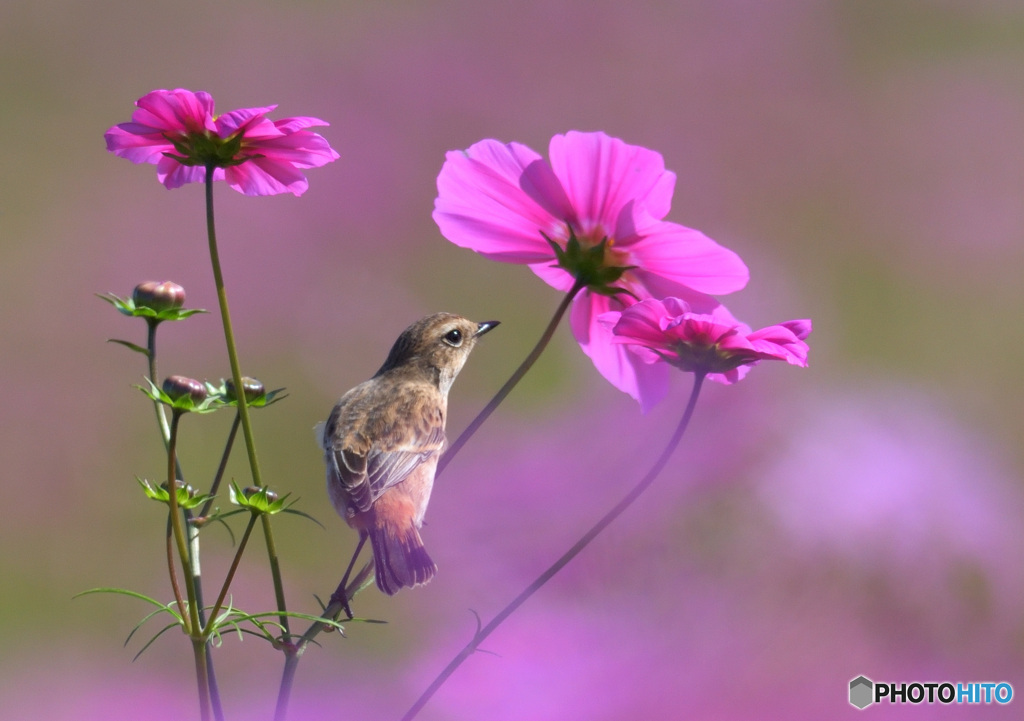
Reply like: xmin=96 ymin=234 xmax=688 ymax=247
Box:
xmin=244 ymin=486 xmax=279 ymax=503
xmin=162 ymin=375 xmax=207 ymax=405
xmin=133 ymin=281 xmax=186 ymax=313
xmin=225 ymin=377 xmax=265 ymax=403
xmin=161 ymin=479 xmax=197 ymax=498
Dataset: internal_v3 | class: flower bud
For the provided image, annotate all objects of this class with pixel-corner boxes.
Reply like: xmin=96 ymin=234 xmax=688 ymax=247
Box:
xmin=244 ymin=486 xmax=279 ymax=503
xmin=225 ymin=377 xmax=266 ymax=404
xmin=133 ymin=281 xmax=186 ymax=313
xmin=162 ymin=375 xmax=208 ymax=405
xmin=161 ymin=479 xmax=197 ymax=498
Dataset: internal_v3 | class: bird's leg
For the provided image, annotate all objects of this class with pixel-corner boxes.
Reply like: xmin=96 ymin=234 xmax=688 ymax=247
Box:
xmin=330 ymin=533 xmax=368 ymax=619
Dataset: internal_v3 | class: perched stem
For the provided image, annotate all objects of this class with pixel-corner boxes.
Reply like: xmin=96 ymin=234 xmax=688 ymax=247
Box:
xmin=275 ymin=653 xmax=298 ymax=721
xmin=204 ymin=165 xmax=263 ymax=490
xmin=205 ymin=512 xmax=259 ymax=629
xmin=402 ymin=373 xmax=707 ymax=721
xmin=437 ymin=279 xmax=586 ymax=477
xmin=261 ymin=514 xmax=290 ymax=636
xmin=274 ymin=561 xmax=374 ymax=721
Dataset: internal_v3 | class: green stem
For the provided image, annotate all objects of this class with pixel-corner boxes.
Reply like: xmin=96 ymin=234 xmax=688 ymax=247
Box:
xmin=205 ymin=512 xmax=259 ymax=630
xmin=401 ymin=373 xmax=707 ymax=721
xmin=436 ymin=279 xmax=586 ymax=478
xmin=165 ymin=412 xmax=197 ymax=632
xmin=198 ymin=413 xmax=241 ymax=520
xmin=165 ymin=517 xmax=187 ymax=624
xmin=147 ymin=321 xmax=172 ymax=447
xmin=186 ymin=514 xmax=225 ymax=721
xmin=147 ymin=320 xmax=183 ymax=476
xmin=204 ymin=165 xmax=263 ymax=490
xmin=261 ymin=513 xmax=290 ymax=636
xmin=169 ymin=411 xmax=211 ymax=720
xmin=192 ymin=636 xmax=212 ymax=721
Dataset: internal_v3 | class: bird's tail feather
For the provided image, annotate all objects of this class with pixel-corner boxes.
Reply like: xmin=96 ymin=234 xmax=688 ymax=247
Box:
xmin=368 ymin=525 xmax=437 ymax=595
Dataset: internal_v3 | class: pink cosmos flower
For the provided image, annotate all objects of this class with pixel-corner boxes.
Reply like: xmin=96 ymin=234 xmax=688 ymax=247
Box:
xmin=602 ymin=297 xmax=811 ymax=387
xmin=105 ymin=88 xmax=339 ymax=196
xmin=433 ymin=131 xmax=749 ymax=410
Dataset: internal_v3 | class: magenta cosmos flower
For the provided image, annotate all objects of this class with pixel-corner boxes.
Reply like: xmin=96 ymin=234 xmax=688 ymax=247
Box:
xmin=603 ymin=297 xmax=811 ymax=388
xmin=433 ymin=131 xmax=749 ymax=410
xmin=105 ymin=88 xmax=339 ymax=196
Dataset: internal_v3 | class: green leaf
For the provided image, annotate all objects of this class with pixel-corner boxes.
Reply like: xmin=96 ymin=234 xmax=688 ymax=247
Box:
xmin=125 ymin=606 xmax=180 ymax=648
xmin=229 ymin=610 xmax=349 ymax=633
xmin=96 ymin=292 xmax=138 ymax=317
xmin=133 ymin=621 xmax=182 ymax=662
xmin=74 ymin=587 xmax=176 ymax=611
xmin=280 ymin=507 xmax=325 ymax=528
xmin=106 ymin=339 xmax=150 ymax=356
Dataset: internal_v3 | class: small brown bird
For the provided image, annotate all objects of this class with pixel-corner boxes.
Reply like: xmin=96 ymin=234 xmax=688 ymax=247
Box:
xmin=321 ymin=313 xmax=498 ymax=612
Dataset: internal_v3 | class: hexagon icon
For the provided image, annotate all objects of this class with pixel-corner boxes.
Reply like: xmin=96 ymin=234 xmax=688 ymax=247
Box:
xmin=849 ymin=676 xmax=873 ymax=709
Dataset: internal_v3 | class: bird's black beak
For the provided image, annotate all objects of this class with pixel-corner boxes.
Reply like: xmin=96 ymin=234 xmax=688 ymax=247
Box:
xmin=475 ymin=320 xmax=500 ymax=337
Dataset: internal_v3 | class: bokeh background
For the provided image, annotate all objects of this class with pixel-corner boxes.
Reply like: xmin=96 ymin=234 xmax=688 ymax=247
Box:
xmin=3 ymin=0 xmax=1024 ymax=719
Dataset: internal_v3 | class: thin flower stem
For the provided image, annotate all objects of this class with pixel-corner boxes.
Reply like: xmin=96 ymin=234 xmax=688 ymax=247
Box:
xmin=165 ymin=412 xmax=195 ymax=632
xmin=198 ymin=413 xmax=241 ymax=520
xmin=165 ymin=517 xmax=187 ymax=624
xmin=436 ymin=279 xmax=587 ymax=478
xmin=186 ymin=516 xmax=225 ymax=721
xmin=401 ymin=372 xmax=707 ymax=721
xmin=204 ymin=166 xmax=263 ymax=490
xmin=169 ymin=412 xmax=212 ymax=720
xmin=261 ymin=514 xmax=291 ymax=636
xmin=205 ymin=512 xmax=259 ymax=630
xmin=147 ymin=320 xmax=184 ymax=476
xmin=146 ymin=321 xmax=172 ymax=448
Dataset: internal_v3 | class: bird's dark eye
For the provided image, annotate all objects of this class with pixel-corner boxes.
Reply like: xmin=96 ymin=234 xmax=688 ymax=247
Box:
xmin=443 ymin=328 xmax=463 ymax=347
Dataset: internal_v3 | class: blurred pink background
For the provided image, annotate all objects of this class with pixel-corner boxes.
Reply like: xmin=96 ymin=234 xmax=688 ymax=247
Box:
xmin=3 ymin=1 xmax=1024 ymax=719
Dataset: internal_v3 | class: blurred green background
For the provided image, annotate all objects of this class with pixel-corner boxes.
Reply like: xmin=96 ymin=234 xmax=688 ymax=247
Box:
xmin=3 ymin=1 xmax=1024 ymax=719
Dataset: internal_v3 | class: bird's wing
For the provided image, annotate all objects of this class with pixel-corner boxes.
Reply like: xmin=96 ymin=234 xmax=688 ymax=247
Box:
xmin=363 ymin=414 xmax=445 ymax=501
xmin=325 ymin=387 xmax=445 ymax=513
